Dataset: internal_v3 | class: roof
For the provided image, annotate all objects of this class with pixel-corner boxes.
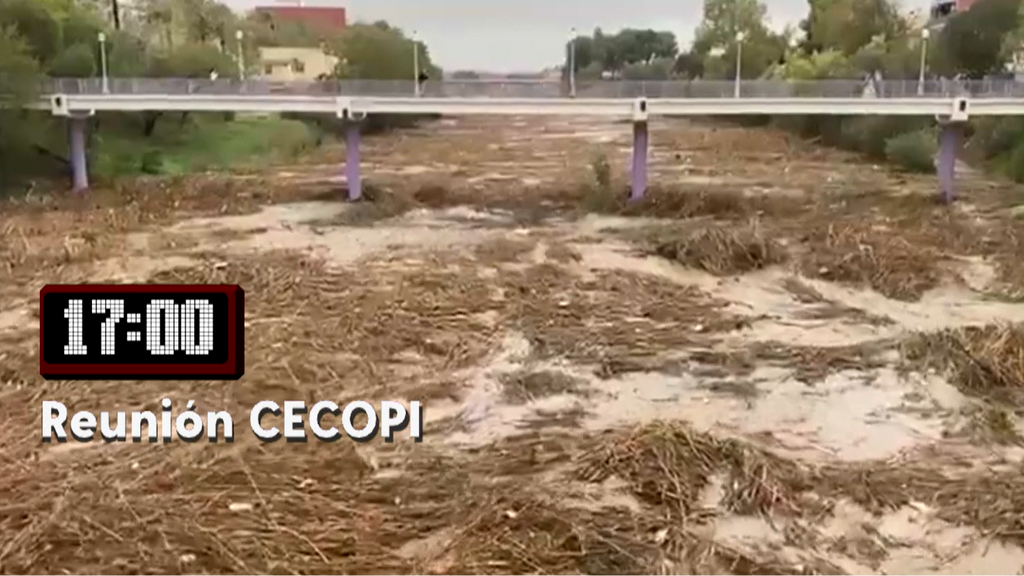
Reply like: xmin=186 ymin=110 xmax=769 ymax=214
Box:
xmin=930 ymin=0 xmax=981 ymax=10
xmin=254 ymin=6 xmax=347 ymax=35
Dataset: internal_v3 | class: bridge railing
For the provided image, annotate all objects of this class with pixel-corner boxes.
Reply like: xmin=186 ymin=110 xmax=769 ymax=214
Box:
xmin=40 ymin=77 xmax=1024 ymax=99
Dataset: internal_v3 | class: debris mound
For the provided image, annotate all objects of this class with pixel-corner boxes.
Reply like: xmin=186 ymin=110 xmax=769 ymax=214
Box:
xmin=901 ymin=322 xmax=1024 ymax=407
xmin=641 ymin=221 xmax=787 ymax=275
xmin=799 ymin=223 xmax=941 ymax=301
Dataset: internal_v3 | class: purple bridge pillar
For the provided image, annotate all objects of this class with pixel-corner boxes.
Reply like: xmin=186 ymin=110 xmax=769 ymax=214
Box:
xmin=938 ymin=123 xmax=960 ymax=205
xmin=69 ymin=116 xmax=89 ymax=193
xmin=344 ymin=121 xmax=362 ymax=201
xmin=630 ymin=120 xmax=648 ymax=201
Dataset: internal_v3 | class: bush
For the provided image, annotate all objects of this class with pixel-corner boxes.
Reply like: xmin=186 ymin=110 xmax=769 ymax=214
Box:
xmin=771 ymin=115 xmax=849 ymax=145
xmin=282 ymin=112 xmax=439 ymax=138
xmin=885 ymin=129 xmax=937 ymax=173
xmin=817 ymin=116 xmax=849 ymax=147
xmin=972 ymin=117 xmax=1024 ymax=160
xmin=771 ymin=115 xmax=822 ymax=138
xmin=771 ymin=114 xmax=935 ymax=169
xmin=140 ymin=150 xmax=164 ymax=174
xmin=1005 ymin=141 xmax=1024 ymax=183
xmin=592 ymin=153 xmax=611 ymax=192
xmin=580 ymin=153 xmax=620 ymax=213
xmin=841 ymin=116 xmax=931 ymax=159
xmin=733 ymin=115 xmax=772 ymax=127
xmin=92 ymin=116 xmax=318 ymax=178
xmin=47 ymin=43 xmax=96 ymax=77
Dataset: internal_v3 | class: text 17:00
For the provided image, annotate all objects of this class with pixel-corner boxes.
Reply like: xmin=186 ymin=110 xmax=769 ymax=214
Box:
xmin=63 ymin=299 xmax=215 ymax=356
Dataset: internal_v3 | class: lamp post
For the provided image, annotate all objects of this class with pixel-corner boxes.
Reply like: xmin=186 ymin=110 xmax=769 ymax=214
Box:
xmin=98 ymin=31 xmax=109 ymax=94
xmin=568 ymin=27 xmax=577 ymax=98
xmin=918 ymin=28 xmax=930 ymax=96
xmin=734 ymin=31 xmax=746 ymax=98
xmin=236 ymin=29 xmax=245 ymax=81
xmin=412 ymin=30 xmax=420 ymax=97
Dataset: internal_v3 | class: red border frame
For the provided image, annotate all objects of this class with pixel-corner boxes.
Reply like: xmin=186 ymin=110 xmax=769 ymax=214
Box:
xmin=39 ymin=284 xmax=244 ymax=380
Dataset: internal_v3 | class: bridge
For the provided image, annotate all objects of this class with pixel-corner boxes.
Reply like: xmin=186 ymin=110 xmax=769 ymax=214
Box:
xmin=40 ymin=78 xmax=1024 ymax=202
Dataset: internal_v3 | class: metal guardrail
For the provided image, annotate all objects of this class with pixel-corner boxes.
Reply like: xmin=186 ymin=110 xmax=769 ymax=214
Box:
xmin=41 ymin=78 xmax=1024 ymax=99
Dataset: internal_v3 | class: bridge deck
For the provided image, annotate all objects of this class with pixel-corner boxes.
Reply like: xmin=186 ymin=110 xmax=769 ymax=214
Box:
xmin=36 ymin=78 xmax=1024 ymax=117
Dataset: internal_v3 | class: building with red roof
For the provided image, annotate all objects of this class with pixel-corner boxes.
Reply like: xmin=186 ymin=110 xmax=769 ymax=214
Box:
xmin=930 ymin=0 xmax=982 ymax=22
xmin=254 ymin=4 xmax=347 ymax=81
xmin=254 ymin=4 xmax=347 ymax=37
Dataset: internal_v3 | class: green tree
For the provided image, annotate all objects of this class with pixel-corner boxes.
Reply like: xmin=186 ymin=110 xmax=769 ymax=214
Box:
xmin=701 ymin=29 xmax=786 ymax=79
xmin=59 ymin=6 xmax=103 ymax=47
xmin=775 ymin=48 xmax=857 ymax=79
xmin=0 ymin=25 xmax=44 ymax=189
xmin=569 ymin=34 xmax=597 ymax=72
xmin=935 ymin=0 xmax=1020 ymax=77
xmin=566 ymin=27 xmax=680 ymax=77
xmin=246 ymin=8 xmax=322 ymax=48
xmin=34 ymin=0 xmax=77 ymax=21
xmin=622 ymin=57 xmax=675 ymax=80
xmin=849 ymin=34 xmax=923 ymax=78
xmin=329 ymin=23 xmax=439 ymax=80
xmin=138 ymin=0 xmax=174 ymax=48
xmin=180 ymin=0 xmax=232 ymax=44
xmin=48 ymin=42 xmax=97 ymax=76
xmin=106 ymin=30 xmax=151 ymax=76
xmin=0 ymin=0 xmax=63 ymax=64
xmin=147 ymin=42 xmax=234 ymax=77
xmin=613 ymin=29 xmax=678 ymax=64
xmin=801 ymin=0 xmax=905 ymax=56
xmin=674 ymin=50 xmax=706 ymax=78
xmin=693 ymin=0 xmax=768 ymax=55
xmin=692 ymin=0 xmax=785 ymax=79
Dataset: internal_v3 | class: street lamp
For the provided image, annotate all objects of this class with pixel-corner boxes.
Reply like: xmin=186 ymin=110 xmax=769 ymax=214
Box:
xmin=918 ymin=28 xmax=930 ymax=96
xmin=97 ymin=31 xmax=109 ymax=94
xmin=568 ymin=27 xmax=577 ymax=98
xmin=235 ymin=29 xmax=246 ymax=82
xmin=412 ymin=30 xmax=420 ymax=97
xmin=734 ymin=31 xmax=746 ymax=98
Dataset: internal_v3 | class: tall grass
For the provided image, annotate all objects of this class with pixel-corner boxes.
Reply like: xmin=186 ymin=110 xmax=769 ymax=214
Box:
xmin=92 ymin=114 xmax=320 ymax=177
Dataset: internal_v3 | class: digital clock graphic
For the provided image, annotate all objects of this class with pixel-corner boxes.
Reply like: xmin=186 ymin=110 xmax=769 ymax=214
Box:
xmin=39 ymin=284 xmax=244 ymax=380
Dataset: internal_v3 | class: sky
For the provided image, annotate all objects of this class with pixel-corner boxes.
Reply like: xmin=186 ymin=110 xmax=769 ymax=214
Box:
xmin=220 ymin=0 xmax=937 ymax=72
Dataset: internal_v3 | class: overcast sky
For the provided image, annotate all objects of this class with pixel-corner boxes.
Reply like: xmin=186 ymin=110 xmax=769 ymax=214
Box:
xmin=220 ymin=0 xmax=935 ymax=71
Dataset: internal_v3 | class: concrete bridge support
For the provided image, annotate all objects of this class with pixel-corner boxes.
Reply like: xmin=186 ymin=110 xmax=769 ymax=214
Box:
xmin=69 ymin=116 xmax=89 ymax=193
xmin=938 ymin=123 xmax=960 ymax=204
xmin=344 ymin=121 xmax=362 ymax=201
xmin=631 ymin=121 xmax=648 ymax=201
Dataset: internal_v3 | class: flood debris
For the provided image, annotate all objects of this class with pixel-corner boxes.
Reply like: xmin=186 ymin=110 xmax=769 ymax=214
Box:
xmin=4 ymin=115 xmax=1024 ymax=574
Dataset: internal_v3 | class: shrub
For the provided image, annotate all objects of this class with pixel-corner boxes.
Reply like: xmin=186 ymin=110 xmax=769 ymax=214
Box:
xmin=817 ymin=116 xmax=849 ymax=148
xmin=842 ymin=116 xmax=931 ymax=159
xmin=140 ymin=149 xmax=164 ymax=174
xmin=47 ymin=43 xmax=96 ymax=77
xmin=973 ymin=117 xmax=1024 ymax=160
xmin=771 ymin=115 xmax=817 ymax=136
xmin=592 ymin=153 xmax=611 ymax=192
xmin=733 ymin=115 xmax=772 ymax=127
xmin=281 ymin=112 xmax=439 ymax=138
xmin=772 ymin=115 xmax=850 ymax=145
xmin=1005 ymin=141 xmax=1024 ymax=183
xmin=580 ymin=153 xmax=620 ymax=213
xmin=885 ymin=129 xmax=937 ymax=173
